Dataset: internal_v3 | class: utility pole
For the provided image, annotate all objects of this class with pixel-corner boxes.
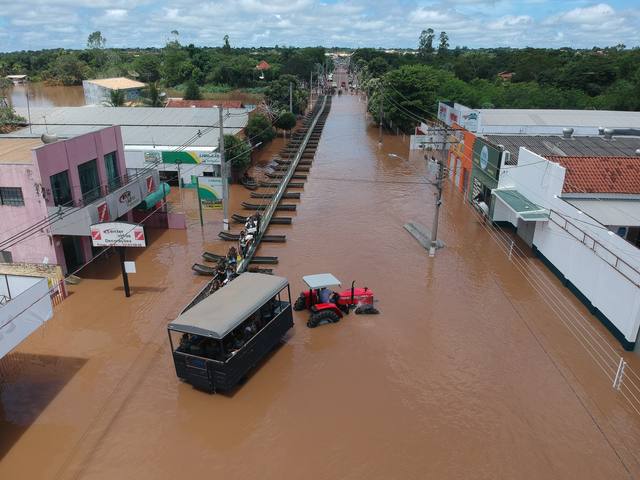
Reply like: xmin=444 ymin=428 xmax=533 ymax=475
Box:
xmin=378 ymin=82 xmax=383 ymax=145
xmin=429 ymin=125 xmax=448 ymax=257
xmin=289 ymin=82 xmax=293 ymax=113
xmin=219 ymin=107 xmax=229 ymax=231
xmin=309 ymin=71 xmax=313 ymax=110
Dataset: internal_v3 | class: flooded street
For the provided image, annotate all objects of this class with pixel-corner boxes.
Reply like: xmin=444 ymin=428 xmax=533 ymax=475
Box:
xmin=2 ymin=89 xmax=640 ymax=479
xmin=6 ymin=83 xmax=85 ymax=108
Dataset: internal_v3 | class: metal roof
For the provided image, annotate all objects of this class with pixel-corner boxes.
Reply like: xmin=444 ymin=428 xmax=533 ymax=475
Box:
xmin=6 ymin=106 xmax=248 ymax=147
xmin=85 ymin=77 xmax=146 ymax=90
xmin=493 ymin=188 xmax=549 ymax=221
xmin=565 ymin=199 xmax=640 ymax=227
xmin=168 ymin=273 xmax=289 ymax=339
xmin=486 ymin=135 xmax=640 ymax=164
xmin=0 ymin=138 xmax=41 ymax=164
xmin=302 ymin=273 xmax=341 ymax=289
xmin=480 ymin=109 xmax=640 ymax=129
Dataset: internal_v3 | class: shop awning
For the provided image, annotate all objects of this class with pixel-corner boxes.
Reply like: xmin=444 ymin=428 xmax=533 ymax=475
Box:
xmin=492 ymin=188 xmax=549 ymax=222
xmin=138 ymin=182 xmax=170 ymax=210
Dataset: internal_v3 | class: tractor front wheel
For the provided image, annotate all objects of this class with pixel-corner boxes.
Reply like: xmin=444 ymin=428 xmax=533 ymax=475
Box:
xmin=307 ymin=310 xmax=341 ymax=328
xmin=293 ymin=295 xmax=306 ymax=311
xmin=355 ymin=305 xmax=380 ymax=315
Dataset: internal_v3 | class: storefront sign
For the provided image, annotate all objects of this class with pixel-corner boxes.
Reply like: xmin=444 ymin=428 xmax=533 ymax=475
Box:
xmin=90 ymin=222 xmax=146 ymax=248
xmin=197 ymin=177 xmax=223 ymax=209
xmin=96 ymin=201 xmax=110 ymax=222
xmin=144 ymin=151 xmax=221 ymax=166
xmin=114 ymin=184 xmax=143 ymax=217
xmin=472 ymin=139 xmax=501 ymax=181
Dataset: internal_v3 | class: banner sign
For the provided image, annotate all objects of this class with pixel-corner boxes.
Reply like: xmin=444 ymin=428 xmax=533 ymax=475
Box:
xmin=96 ymin=201 xmax=110 ymax=222
xmin=197 ymin=177 xmax=223 ymax=209
xmin=144 ymin=151 xmax=220 ymax=165
xmin=472 ymin=138 xmax=501 ymax=181
xmin=90 ymin=222 xmax=146 ymax=248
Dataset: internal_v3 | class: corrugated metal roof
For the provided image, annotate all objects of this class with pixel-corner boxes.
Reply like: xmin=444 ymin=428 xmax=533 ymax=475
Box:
xmin=565 ymin=199 xmax=640 ymax=227
xmin=6 ymin=107 xmax=248 ymax=147
xmin=486 ymin=135 xmax=640 ymax=164
xmin=480 ymin=109 xmax=640 ymax=129
xmin=547 ymin=156 xmax=640 ymax=194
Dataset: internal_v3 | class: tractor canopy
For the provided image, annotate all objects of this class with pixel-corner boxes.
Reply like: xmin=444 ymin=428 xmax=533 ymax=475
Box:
xmin=302 ymin=273 xmax=341 ymax=290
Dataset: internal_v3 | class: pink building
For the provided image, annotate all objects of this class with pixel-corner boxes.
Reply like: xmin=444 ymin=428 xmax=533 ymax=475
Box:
xmin=0 ymin=127 xmax=159 ymax=274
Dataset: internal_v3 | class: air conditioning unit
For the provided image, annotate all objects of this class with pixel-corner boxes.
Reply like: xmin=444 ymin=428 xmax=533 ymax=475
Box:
xmin=502 ymin=150 xmax=512 ymax=166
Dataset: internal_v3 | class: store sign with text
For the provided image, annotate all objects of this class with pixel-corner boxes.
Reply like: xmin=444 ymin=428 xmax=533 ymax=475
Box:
xmin=472 ymin=139 xmax=501 ymax=181
xmin=197 ymin=177 xmax=223 ymax=209
xmin=144 ymin=151 xmax=221 ymax=165
xmin=90 ymin=222 xmax=146 ymax=248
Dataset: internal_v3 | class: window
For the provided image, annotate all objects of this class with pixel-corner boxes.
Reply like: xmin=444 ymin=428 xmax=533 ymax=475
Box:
xmin=78 ymin=160 xmax=100 ymax=204
xmin=104 ymin=151 xmax=120 ymax=191
xmin=50 ymin=170 xmax=72 ymax=206
xmin=0 ymin=250 xmax=12 ymax=263
xmin=0 ymin=187 xmax=25 ymax=206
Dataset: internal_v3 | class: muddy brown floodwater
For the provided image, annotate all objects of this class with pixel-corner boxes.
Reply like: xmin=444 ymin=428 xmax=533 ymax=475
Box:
xmin=7 ymin=83 xmax=86 ymax=108
xmin=2 ymin=71 xmax=640 ymax=479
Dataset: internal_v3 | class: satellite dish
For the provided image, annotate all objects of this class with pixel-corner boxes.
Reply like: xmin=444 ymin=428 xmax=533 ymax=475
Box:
xmin=41 ymin=133 xmax=58 ymax=144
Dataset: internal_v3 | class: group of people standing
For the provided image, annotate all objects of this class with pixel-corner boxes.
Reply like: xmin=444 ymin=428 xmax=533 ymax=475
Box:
xmin=238 ymin=213 xmax=261 ymax=257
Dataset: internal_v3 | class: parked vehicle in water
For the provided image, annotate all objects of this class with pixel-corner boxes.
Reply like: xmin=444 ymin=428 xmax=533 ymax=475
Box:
xmin=168 ymin=273 xmax=293 ymax=393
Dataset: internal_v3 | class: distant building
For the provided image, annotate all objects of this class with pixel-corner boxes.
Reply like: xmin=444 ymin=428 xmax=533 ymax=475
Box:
xmin=497 ymin=71 xmax=514 ymax=81
xmin=5 ymin=75 xmax=27 ymax=85
xmin=82 ymin=77 xmax=146 ymax=105
xmin=255 ymin=60 xmax=271 ymax=71
xmin=0 ymin=127 xmax=162 ymax=274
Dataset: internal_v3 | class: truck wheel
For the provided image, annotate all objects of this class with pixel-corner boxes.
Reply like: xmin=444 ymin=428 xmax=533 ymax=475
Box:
xmin=307 ymin=310 xmax=340 ymax=328
xmin=293 ymin=295 xmax=306 ymax=311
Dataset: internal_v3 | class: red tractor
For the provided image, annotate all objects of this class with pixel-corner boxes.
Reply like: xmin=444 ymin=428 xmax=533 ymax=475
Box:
xmin=293 ymin=273 xmax=379 ymax=328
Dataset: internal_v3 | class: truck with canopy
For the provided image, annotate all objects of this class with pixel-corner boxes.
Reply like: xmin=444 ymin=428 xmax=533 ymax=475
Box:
xmin=168 ymin=272 xmax=293 ymax=393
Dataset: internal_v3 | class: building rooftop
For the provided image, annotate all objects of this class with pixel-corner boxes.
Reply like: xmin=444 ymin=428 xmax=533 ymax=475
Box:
xmin=165 ymin=99 xmax=244 ymax=109
xmin=0 ymin=138 xmax=42 ymax=164
xmin=6 ymin=106 xmax=248 ymax=147
xmin=546 ymin=156 xmax=640 ymax=195
xmin=480 ymin=109 xmax=640 ymax=130
xmin=85 ymin=77 xmax=146 ymax=90
xmin=486 ymin=134 xmax=640 ymax=164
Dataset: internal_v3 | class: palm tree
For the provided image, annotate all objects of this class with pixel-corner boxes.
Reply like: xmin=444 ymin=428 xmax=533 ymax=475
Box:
xmin=106 ymin=89 xmax=125 ymax=107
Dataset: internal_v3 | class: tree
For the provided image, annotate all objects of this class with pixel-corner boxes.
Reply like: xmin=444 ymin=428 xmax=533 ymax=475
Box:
xmin=264 ymin=74 xmax=308 ymax=114
xmin=223 ymin=35 xmax=231 ymax=53
xmin=275 ymin=112 xmax=296 ymax=132
xmin=368 ymin=57 xmax=390 ymax=78
xmin=183 ymin=80 xmax=201 ymax=100
xmin=162 ymin=34 xmax=192 ymax=86
xmin=438 ymin=32 xmax=449 ymax=55
xmin=245 ymin=113 xmax=276 ymax=146
xmin=87 ymin=31 xmax=106 ymax=49
xmin=141 ymin=82 xmax=164 ymax=107
xmin=418 ymin=29 xmax=435 ymax=58
xmin=224 ymin=134 xmax=251 ymax=176
xmin=0 ymin=104 xmax=26 ymax=132
xmin=133 ymin=54 xmax=161 ymax=82
xmin=106 ymin=89 xmax=125 ymax=107
xmin=46 ymin=54 xmax=91 ymax=85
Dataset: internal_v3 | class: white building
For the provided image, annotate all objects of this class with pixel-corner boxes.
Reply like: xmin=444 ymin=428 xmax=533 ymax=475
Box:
xmin=492 ymin=148 xmax=640 ymax=350
xmin=82 ymin=77 xmax=146 ymax=105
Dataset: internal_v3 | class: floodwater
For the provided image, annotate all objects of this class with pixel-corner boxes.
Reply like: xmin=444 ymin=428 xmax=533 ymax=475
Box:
xmin=6 ymin=83 xmax=85 ymax=108
xmin=2 ymin=70 xmax=640 ymax=479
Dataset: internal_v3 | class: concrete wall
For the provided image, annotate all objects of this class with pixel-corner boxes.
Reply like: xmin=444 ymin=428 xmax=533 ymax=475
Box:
xmin=498 ymin=148 xmax=640 ymax=348
xmin=0 ymin=274 xmax=41 ymax=299
xmin=0 ymin=163 xmax=55 ymax=264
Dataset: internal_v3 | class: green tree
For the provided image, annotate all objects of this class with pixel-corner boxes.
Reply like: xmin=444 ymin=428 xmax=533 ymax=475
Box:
xmin=275 ymin=111 xmax=296 ymax=132
xmin=264 ymin=74 xmax=307 ymax=114
xmin=418 ymin=29 xmax=435 ymax=58
xmin=183 ymin=79 xmax=201 ymax=100
xmin=162 ymin=34 xmax=192 ymax=86
xmin=438 ymin=32 xmax=449 ymax=55
xmin=0 ymin=104 xmax=26 ymax=131
xmin=46 ymin=54 xmax=91 ymax=85
xmin=141 ymin=82 xmax=164 ymax=107
xmin=245 ymin=113 xmax=276 ymax=146
xmin=223 ymin=35 xmax=231 ymax=53
xmin=107 ymin=89 xmax=125 ymax=106
xmin=87 ymin=31 xmax=106 ymax=49
xmin=133 ymin=54 xmax=161 ymax=82
xmin=224 ymin=134 xmax=251 ymax=175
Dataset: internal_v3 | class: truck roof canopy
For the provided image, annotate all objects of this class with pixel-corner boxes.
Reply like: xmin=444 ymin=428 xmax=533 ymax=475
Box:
xmin=302 ymin=273 xmax=341 ymax=289
xmin=169 ymin=273 xmax=288 ymax=339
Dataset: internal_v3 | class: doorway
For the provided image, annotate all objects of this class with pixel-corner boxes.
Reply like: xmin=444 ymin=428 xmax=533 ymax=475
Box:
xmin=61 ymin=236 xmax=84 ymax=274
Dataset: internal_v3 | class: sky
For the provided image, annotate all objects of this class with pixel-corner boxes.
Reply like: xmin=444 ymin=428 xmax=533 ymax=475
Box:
xmin=0 ymin=0 xmax=638 ymax=52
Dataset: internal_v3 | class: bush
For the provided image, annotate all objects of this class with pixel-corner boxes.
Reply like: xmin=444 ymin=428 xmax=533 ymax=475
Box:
xmin=245 ymin=113 xmax=276 ymax=146
xmin=275 ymin=111 xmax=296 ymax=131
xmin=224 ymin=134 xmax=251 ymax=175
xmin=184 ymin=80 xmax=202 ymax=100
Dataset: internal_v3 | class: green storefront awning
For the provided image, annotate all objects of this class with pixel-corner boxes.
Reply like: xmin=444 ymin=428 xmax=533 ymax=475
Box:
xmin=493 ymin=188 xmax=549 ymax=222
xmin=138 ymin=182 xmax=171 ymax=210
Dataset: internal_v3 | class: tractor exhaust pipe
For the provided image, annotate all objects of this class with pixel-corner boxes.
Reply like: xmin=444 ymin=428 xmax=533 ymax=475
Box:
xmin=351 ymin=281 xmax=355 ymax=306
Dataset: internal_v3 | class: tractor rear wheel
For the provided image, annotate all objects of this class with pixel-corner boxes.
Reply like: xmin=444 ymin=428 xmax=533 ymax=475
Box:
xmin=293 ymin=295 xmax=306 ymax=311
xmin=307 ymin=310 xmax=341 ymax=328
